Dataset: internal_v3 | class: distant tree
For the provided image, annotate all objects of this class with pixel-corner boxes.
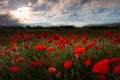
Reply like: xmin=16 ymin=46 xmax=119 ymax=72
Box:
xmin=25 ymin=25 xmax=31 ymax=29
xmin=60 ymin=25 xmax=74 ymax=29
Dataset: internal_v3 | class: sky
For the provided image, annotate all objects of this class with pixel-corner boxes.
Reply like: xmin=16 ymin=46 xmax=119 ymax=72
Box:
xmin=0 ymin=0 xmax=120 ymax=27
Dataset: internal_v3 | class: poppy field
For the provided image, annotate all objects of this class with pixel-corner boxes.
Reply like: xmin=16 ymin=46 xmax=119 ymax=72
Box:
xmin=0 ymin=29 xmax=120 ymax=80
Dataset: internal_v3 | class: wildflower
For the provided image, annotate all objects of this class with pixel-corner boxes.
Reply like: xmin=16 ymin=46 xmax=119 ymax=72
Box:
xmin=24 ymin=44 xmax=29 ymax=49
xmin=103 ymin=31 xmax=112 ymax=37
xmin=16 ymin=58 xmax=25 ymax=64
xmin=95 ymin=46 xmax=99 ymax=50
xmin=39 ymin=58 xmax=45 ymax=63
xmin=109 ymin=58 xmax=120 ymax=63
xmin=50 ymin=62 xmax=55 ymax=67
xmin=13 ymin=34 xmax=20 ymax=39
xmin=10 ymin=66 xmax=20 ymax=73
xmin=81 ymin=34 xmax=89 ymax=44
xmin=48 ymin=47 xmax=54 ymax=52
xmin=24 ymin=36 xmax=31 ymax=41
xmin=53 ymin=34 xmax=60 ymax=40
xmin=74 ymin=43 xmax=81 ymax=49
xmin=55 ymin=71 xmax=61 ymax=78
xmin=111 ymin=40 xmax=117 ymax=45
xmin=11 ymin=47 xmax=16 ymax=51
xmin=13 ymin=52 xmax=20 ymax=57
xmin=84 ymin=59 xmax=91 ymax=67
xmin=73 ymin=36 xmax=78 ymax=43
xmin=74 ymin=48 xmax=85 ymax=59
xmin=34 ymin=45 xmax=46 ymax=52
xmin=31 ymin=62 xmax=41 ymax=67
xmin=48 ymin=67 xmax=57 ymax=74
xmin=68 ymin=32 xmax=72 ymax=36
xmin=113 ymin=65 xmax=120 ymax=75
xmin=114 ymin=34 xmax=120 ymax=43
xmin=64 ymin=60 xmax=72 ymax=69
xmin=98 ymin=74 xmax=105 ymax=80
xmin=45 ymin=60 xmax=49 ymax=65
xmin=19 ymin=32 xmax=25 ymax=36
xmin=107 ymin=50 xmax=112 ymax=55
xmin=92 ymin=36 xmax=98 ymax=42
xmin=43 ymin=32 xmax=49 ymax=38
xmin=85 ymin=41 xmax=95 ymax=50
xmin=47 ymin=39 xmax=52 ymax=43
xmin=92 ymin=59 xmax=110 ymax=74
xmin=10 ymin=41 xmax=15 ymax=46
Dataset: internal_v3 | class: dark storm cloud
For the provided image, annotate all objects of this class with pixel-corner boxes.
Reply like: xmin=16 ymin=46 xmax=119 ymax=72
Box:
xmin=81 ymin=0 xmax=89 ymax=5
xmin=8 ymin=0 xmax=37 ymax=10
xmin=0 ymin=14 xmax=21 ymax=26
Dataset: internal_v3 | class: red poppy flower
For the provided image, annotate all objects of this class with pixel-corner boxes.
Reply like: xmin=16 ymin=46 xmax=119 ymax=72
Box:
xmin=74 ymin=43 xmax=81 ymax=49
xmin=34 ymin=45 xmax=46 ymax=52
xmin=10 ymin=41 xmax=15 ymax=46
xmin=10 ymin=66 xmax=20 ymax=73
xmin=73 ymin=36 xmax=78 ymax=43
xmin=13 ymin=52 xmax=20 ymax=57
xmin=103 ymin=31 xmax=112 ymax=37
xmin=114 ymin=34 xmax=120 ymax=42
xmin=107 ymin=50 xmax=112 ymax=55
xmin=31 ymin=62 xmax=41 ymax=67
xmin=92 ymin=36 xmax=98 ymax=43
xmin=81 ymin=34 xmax=89 ymax=44
xmin=11 ymin=47 xmax=16 ymax=51
xmin=85 ymin=41 xmax=95 ymax=50
xmin=98 ymin=74 xmax=105 ymax=80
xmin=48 ymin=67 xmax=57 ymax=74
xmin=24 ymin=44 xmax=29 ymax=49
xmin=16 ymin=58 xmax=25 ymax=64
xmin=39 ymin=58 xmax=45 ymax=63
xmin=74 ymin=48 xmax=85 ymax=59
xmin=109 ymin=57 xmax=120 ymax=63
xmin=50 ymin=62 xmax=55 ymax=67
xmin=53 ymin=34 xmax=60 ymax=40
xmin=68 ymin=32 xmax=72 ymax=36
xmin=113 ymin=65 xmax=120 ymax=75
xmin=55 ymin=71 xmax=61 ymax=78
xmin=43 ymin=32 xmax=49 ymax=38
xmin=84 ymin=59 xmax=91 ymax=67
xmin=19 ymin=32 xmax=25 ymax=36
xmin=92 ymin=59 xmax=110 ymax=74
xmin=13 ymin=34 xmax=21 ymax=39
xmin=24 ymin=36 xmax=31 ymax=41
xmin=64 ymin=60 xmax=72 ymax=69
xmin=95 ymin=46 xmax=99 ymax=50
xmin=48 ymin=47 xmax=54 ymax=52
xmin=47 ymin=39 xmax=52 ymax=43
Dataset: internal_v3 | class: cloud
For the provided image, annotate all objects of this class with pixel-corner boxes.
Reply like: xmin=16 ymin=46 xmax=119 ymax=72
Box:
xmin=0 ymin=0 xmax=120 ymax=27
xmin=0 ymin=0 xmax=9 ymax=8
xmin=51 ymin=21 xmax=89 ymax=27
xmin=82 ymin=0 xmax=120 ymax=11
xmin=74 ymin=0 xmax=120 ymax=23
xmin=0 ymin=13 xmax=21 ymax=26
xmin=27 ymin=0 xmax=55 ymax=10
xmin=45 ymin=0 xmax=81 ymax=19
xmin=0 ymin=9 xmax=8 ymax=15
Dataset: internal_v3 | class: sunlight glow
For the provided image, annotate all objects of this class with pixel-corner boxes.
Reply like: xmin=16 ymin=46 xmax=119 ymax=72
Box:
xmin=12 ymin=7 xmax=31 ymax=23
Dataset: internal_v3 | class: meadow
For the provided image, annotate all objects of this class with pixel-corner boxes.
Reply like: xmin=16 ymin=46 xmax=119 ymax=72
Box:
xmin=0 ymin=28 xmax=120 ymax=80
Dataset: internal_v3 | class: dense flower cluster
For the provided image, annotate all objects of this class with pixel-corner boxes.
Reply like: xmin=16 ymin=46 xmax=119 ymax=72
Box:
xmin=0 ymin=31 xmax=119 ymax=80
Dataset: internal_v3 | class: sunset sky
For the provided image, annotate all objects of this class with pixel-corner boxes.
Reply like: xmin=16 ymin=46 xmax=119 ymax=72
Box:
xmin=0 ymin=0 xmax=120 ymax=27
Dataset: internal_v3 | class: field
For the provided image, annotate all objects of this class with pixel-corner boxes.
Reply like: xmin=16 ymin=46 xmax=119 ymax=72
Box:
xmin=0 ymin=28 xmax=120 ymax=80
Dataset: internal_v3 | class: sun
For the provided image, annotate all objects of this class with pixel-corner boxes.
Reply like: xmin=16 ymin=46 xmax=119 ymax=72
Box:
xmin=12 ymin=7 xmax=31 ymax=23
